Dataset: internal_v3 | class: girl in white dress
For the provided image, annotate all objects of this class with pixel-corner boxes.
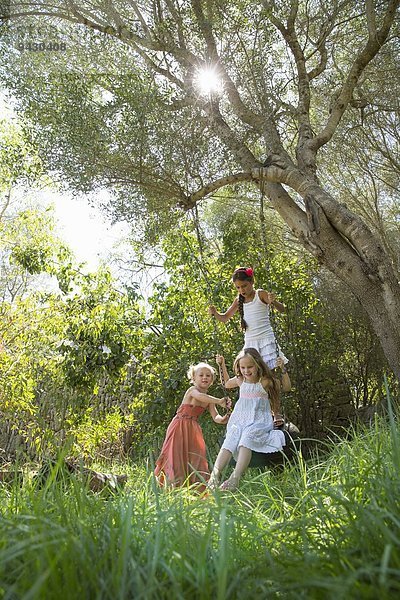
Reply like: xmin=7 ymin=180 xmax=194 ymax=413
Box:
xmin=209 ymin=266 xmax=288 ymax=370
xmin=208 ymin=348 xmax=286 ymax=491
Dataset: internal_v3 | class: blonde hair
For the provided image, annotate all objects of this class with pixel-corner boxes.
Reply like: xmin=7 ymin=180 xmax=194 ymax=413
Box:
xmin=233 ymin=347 xmax=280 ymax=407
xmin=187 ymin=362 xmax=216 ymax=383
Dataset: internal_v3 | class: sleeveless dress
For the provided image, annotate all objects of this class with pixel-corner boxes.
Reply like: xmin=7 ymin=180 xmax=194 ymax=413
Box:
xmin=221 ymin=381 xmax=285 ymax=459
xmin=154 ymin=404 xmax=209 ymax=488
xmin=243 ymin=289 xmax=288 ymax=369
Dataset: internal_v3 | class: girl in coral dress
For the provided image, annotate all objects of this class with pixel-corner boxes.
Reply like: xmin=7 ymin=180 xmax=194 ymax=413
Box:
xmin=154 ymin=362 xmax=230 ymax=489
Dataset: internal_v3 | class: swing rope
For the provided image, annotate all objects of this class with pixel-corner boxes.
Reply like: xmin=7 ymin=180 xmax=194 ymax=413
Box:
xmin=191 ymin=207 xmax=231 ymax=408
xmin=191 ymin=206 xmax=220 ymax=351
xmin=258 ymin=169 xmax=281 ymax=362
xmin=258 ymin=169 xmax=287 ymax=422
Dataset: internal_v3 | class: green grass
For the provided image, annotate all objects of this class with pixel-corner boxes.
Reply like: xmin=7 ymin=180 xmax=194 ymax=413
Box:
xmin=0 ymin=415 xmax=399 ymax=599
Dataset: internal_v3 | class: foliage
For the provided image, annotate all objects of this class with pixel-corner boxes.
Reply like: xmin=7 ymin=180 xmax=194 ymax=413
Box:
xmin=0 ymin=193 xmax=145 ymax=459
xmin=70 ymin=408 xmax=135 ymax=461
xmin=0 ymin=416 xmax=399 ymax=598
xmin=1 ymin=2 xmax=400 ymax=380
xmin=0 ymin=117 xmax=43 ymax=189
xmin=0 ymin=119 xmax=69 ymax=301
xmin=56 ymin=268 xmax=143 ymax=389
xmin=0 ymin=115 xmax=146 ymax=461
xmin=316 ymin=273 xmax=388 ymax=407
xmin=0 ymin=267 xmax=147 ymax=456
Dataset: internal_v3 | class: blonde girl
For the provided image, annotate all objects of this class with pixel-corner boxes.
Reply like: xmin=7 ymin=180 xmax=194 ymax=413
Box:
xmin=154 ymin=362 xmax=230 ymax=489
xmin=208 ymin=348 xmax=286 ymax=491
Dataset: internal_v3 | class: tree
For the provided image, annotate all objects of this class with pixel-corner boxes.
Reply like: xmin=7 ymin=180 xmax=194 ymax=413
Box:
xmin=1 ymin=1 xmax=400 ymax=377
xmin=0 ymin=115 xmax=147 ymax=459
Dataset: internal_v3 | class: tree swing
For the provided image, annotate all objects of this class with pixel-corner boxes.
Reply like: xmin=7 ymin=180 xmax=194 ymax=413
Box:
xmin=191 ymin=190 xmax=300 ymax=470
xmin=245 ymin=172 xmax=301 ymax=467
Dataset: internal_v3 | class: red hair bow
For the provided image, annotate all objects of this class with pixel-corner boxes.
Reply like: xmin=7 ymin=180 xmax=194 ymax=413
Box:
xmin=245 ymin=268 xmax=253 ymax=277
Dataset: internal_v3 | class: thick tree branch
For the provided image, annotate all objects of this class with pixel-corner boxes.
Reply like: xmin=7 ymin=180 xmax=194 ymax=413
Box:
xmin=263 ymin=182 xmax=313 ymax=251
xmin=305 ymin=0 xmax=353 ymax=82
xmin=67 ymin=0 xmax=109 ymax=28
xmin=191 ymin=0 xmax=265 ymax=132
xmin=306 ymin=39 xmax=327 ymax=81
xmin=366 ymin=0 xmax=377 ymax=38
xmin=164 ymin=0 xmax=186 ymax=48
xmin=183 ymin=173 xmax=252 ymax=208
xmin=205 ymin=102 xmax=259 ymax=169
xmin=266 ymin=2 xmax=312 ymax=140
xmin=255 ymin=164 xmax=392 ymax=280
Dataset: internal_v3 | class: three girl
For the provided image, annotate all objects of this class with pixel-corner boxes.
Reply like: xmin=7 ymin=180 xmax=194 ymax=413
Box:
xmin=155 ymin=266 xmax=292 ymax=492
xmin=154 ymin=362 xmax=230 ymax=489
xmin=209 ymin=348 xmax=286 ymax=491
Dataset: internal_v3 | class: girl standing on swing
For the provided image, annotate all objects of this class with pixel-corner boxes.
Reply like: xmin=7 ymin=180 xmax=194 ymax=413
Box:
xmin=208 ymin=266 xmax=288 ymax=369
xmin=209 ymin=266 xmax=289 ymax=423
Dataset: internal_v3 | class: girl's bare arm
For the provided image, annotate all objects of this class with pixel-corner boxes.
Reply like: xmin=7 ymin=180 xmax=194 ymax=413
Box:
xmin=259 ymin=290 xmax=285 ymax=313
xmin=208 ymin=298 xmax=239 ymax=323
xmin=216 ymin=354 xmax=240 ymax=389
xmin=208 ymin=403 xmax=230 ymax=424
xmin=187 ymin=387 xmax=227 ymax=407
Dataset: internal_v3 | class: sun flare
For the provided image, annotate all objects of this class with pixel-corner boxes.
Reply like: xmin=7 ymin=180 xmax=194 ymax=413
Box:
xmin=194 ymin=67 xmax=223 ymax=96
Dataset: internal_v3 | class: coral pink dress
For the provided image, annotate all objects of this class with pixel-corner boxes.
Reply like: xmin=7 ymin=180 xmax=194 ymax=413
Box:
xmin=154 ymin=404 xmax=209 ymax=488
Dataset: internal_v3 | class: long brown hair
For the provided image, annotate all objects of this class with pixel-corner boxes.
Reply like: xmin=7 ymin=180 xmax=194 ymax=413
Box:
xmin=233 ymin=347 xmax=280 ymax=408
xmin=232 ymin=267 xmax=254 ymax=330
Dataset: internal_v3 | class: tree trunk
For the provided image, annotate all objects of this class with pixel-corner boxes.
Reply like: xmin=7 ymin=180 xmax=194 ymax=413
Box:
xmin=266 ymin=180 xmax=400 ymax=380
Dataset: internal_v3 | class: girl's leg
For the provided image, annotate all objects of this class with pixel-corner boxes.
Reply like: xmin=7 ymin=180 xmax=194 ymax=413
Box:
xmin=233 ymin=446 xmax=252 ymax=479
xmin=220 ymin=446 xmax=252 ymax=490
xmin=208 ymin=448 xmax=232 ymax=489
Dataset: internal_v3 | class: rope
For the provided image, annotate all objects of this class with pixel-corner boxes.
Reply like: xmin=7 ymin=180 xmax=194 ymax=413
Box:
xmin=258 ymin=169 xmax=287 ymax=423
xmin=191 ymin=206 xmax=221 ymax=351
xmin=258 ymin=169 xmax=281 ymax=362
xmin=191 ymin=207 xmax=231 ymax=412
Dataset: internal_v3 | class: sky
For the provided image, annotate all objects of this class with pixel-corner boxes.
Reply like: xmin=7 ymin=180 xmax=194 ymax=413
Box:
xmin=48 ymin=190 xmax=130 ymax=270
xmin=47 ymin=190 xmax=164 ymax=300
xmin=0 ymin=93 xmax=132 ymax=270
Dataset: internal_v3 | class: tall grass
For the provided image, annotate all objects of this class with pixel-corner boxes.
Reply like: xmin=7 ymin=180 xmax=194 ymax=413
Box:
xmin=0 ymin=414 xmax=399 ymax=599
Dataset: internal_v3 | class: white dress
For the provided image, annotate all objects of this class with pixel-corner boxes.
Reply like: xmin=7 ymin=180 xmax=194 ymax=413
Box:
xmin=222 ymin=381 xmax=285 ymax=459
xmin=243 ymin=289 xmax=288 ymax=369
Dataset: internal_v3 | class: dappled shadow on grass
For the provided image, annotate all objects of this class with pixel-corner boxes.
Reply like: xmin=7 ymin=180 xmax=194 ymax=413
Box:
xmin=0 ymin=416 xmax=399 ymax=599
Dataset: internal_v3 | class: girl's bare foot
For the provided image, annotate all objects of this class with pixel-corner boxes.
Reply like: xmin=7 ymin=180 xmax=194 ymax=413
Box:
xmin=207 ymin=467 xmax=221 ymax=490
xmin=219 ymin=476 xmax=239 ymax=491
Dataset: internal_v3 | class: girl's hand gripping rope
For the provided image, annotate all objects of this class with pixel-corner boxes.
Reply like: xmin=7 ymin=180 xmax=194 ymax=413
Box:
xmin=224 ymin=396 xmax=232 ymax=411
xmin=266 ymin=291 xmax=276 ymax=305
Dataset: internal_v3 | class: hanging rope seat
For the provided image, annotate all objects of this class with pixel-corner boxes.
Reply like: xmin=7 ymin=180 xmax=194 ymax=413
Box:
xmin=190 ymin=197 xmax=301 ymax=467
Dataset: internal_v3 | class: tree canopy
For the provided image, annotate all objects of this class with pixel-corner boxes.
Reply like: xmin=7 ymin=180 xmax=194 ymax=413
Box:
xmin=0 ymin=0 xmax=399 ymax=376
